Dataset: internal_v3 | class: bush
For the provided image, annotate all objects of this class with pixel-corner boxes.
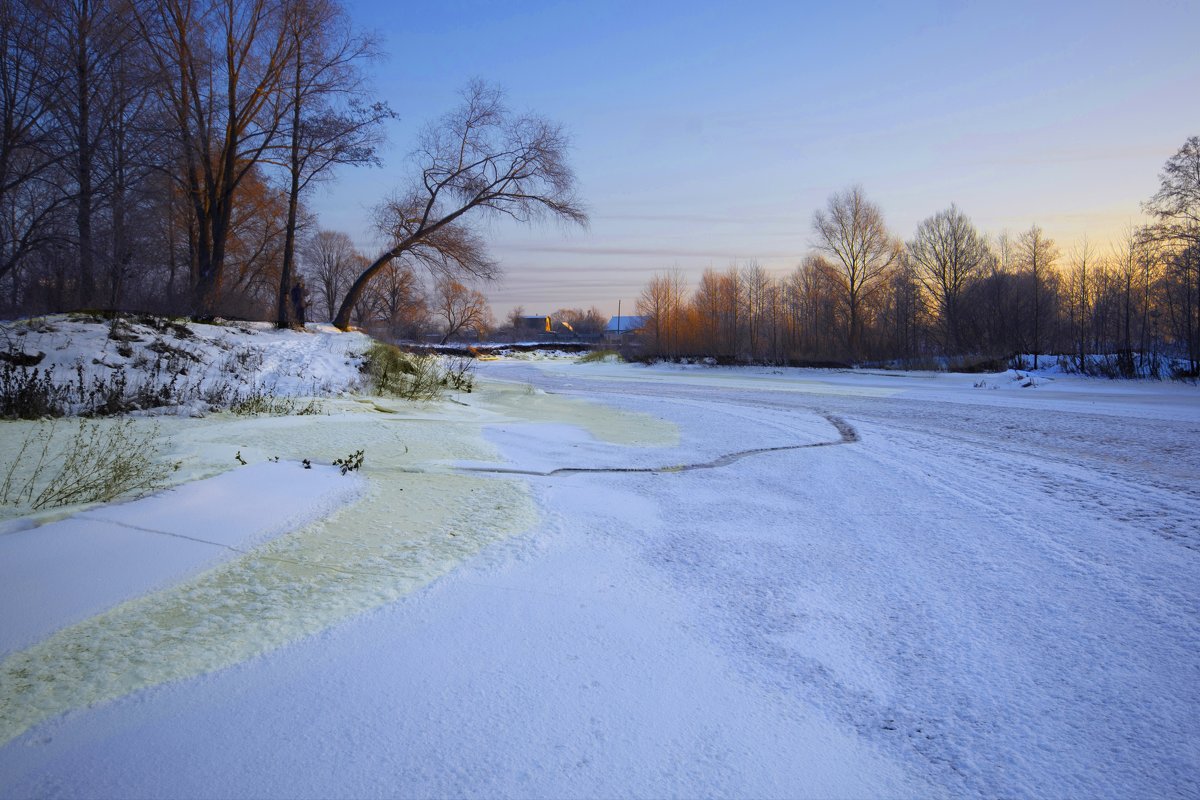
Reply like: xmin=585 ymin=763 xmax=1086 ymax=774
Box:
xmin=441 ymin=355 xmax=475 ymax=392
xmin=332 ymin=449 xmax=364 ymax=475
xmin=362 ymin=343 xmax=451 ymax=400
xmin=577 ymin=349 xmax=623 ymax=364
xmin=1169 ymin=361 xmax=1199 ymax=381
xmin=230 ymin=387 xmax=324 ymax=416
xmin=0 ymin=364 xmax=69 ymax=419
xmin=950 ymin=355 xmax=1012 ymax=374
xmin=0 ymin=419 xmax=179 ymax=510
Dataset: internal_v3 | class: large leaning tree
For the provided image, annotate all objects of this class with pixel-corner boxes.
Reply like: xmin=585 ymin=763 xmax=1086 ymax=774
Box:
xmin=333 ymin=81 xmax=587 ymax=330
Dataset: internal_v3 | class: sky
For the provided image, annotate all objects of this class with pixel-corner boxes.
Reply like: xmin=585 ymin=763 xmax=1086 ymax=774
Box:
xmin=311 ymin=0 xmax=1200 ymax=319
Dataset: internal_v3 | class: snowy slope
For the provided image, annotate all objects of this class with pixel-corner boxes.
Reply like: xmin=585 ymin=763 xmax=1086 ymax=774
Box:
xmin=0 ymin=315 xmax=374 ymax=416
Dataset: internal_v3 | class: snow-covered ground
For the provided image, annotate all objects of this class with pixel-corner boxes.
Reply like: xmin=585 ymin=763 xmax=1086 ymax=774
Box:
xmin=2 ymin=348 xmax=1198 ymax=798
xmin=0 ymin=315 xmax=375 ymax=417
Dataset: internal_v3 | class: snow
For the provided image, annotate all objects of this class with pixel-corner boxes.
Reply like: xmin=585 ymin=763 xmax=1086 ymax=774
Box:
xmin=2 ymin=343 xmax=1199 ymax=798
xmin=0 ymin=316 xmax=375 ymax=416
xmin=0 ymin=461 xmax=363 ymax=657
xmin=0 ymin=499 xmax=919 ymax=799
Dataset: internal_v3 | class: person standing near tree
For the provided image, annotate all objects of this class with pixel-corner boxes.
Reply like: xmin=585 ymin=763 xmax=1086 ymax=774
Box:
xmin=291 ymin=278 xmax=308 ymax=327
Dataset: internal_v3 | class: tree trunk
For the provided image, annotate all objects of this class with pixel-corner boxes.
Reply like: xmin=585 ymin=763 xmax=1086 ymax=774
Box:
xmin=334 ymin=251 xmax=394 ymax=330
xmin=277 ymin=50 xmax=303 ymax=329
xmin=75 ymin=1 xmax=95 ymax=306
xmin=277 ymin=174 xmax=301 ymax=327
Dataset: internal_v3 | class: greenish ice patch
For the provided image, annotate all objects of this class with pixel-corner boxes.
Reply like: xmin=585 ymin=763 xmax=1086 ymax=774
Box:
xmin=467 ymin=381 xmax=679 ymax=447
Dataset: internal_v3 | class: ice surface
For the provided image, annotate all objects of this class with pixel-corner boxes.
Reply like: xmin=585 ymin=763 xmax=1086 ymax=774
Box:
xmin=0 ymin=377 xmax=679 ymax=751
xmin=0 ymin=460 xmax=363 ymax=657
xmin=2 ymin=353 xmax=1198 ymax=798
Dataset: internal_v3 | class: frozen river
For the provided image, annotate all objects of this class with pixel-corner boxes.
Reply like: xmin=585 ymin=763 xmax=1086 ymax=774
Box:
xmin=2 ymin=359 xmax=1197 ymax=798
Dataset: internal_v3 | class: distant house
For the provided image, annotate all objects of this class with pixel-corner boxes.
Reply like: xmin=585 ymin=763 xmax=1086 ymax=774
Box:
xmin=516 ymin=315 xmax=554 ymax=335
xmin=513 ymin=314 xmax=581 ymax=341
xmin=604 ymin=315 xmax=647 ymax=343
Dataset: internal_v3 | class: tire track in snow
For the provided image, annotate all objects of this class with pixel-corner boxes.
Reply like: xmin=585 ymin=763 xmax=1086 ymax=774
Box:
xmin=846 ymin=409 xmax=1200 ymax=552
xmin=583 ymin=377 xmax=1200 ymax=550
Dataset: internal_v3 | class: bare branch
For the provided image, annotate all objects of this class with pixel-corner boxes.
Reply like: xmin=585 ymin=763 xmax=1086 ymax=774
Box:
xmin=333 ymin=81 xmax=587 ymax=330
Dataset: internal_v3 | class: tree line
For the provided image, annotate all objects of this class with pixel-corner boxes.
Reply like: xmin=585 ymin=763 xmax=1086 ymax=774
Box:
xmin=0 ymin=0 xmax=585 ymax=331
xmin=637 ymin=138 xmax=1200 ymax=377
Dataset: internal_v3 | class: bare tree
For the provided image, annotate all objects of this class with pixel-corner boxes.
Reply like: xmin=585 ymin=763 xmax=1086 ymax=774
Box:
xmin=300 ymin=228 xmax=356 ymax=319
xmin=1017 ymin=224 xmax=1059 ymax=368
xmin=45 ymin=0 xmax=112 ymax=304
xmin=636 ymin=268 xmax=686 ymax=358
xmin=0 ymin=0 xmax=65 ymax=297
xmin=100 ymin=23 xmax=166 ymax=309
xmin=692 ymin=268 xmax=724 ymax=356
xmin=897 ymin=255 xmax=926 ymax=360
xmin=374 ymin=259 xmax=426 ymax=339
xmin=1111 ymin=228 xmax=1139 ymax=375
xmin=1144 ymin=135 xmax=1200 ymax=246
xmin=783 ymin=256 xmax=841 ymax=358
xmin=812 ymin=186 xmax=897 ymax=357
xmin=42 ymin=0 xmax=165 ymax=309
xmin=551 ymin=306 xmax=606 ymax=337
xmin=434 ymin=278 xmax=490 ymax=344
xmin=271 ymin=0 xmax=390 ymax=328
xmin=1066 ymin=237 xmax=1099 ymax=371
xmin=332 ymin=81 xmax=586 ymax=330
xmin=219 ymin=164 xmax=288 ymax=317
xmin=742 ymin=260 xmax=772 ymax=361
xmin=501 ymin=304 xmax=526 ymax=340
xmin=1110 ymin=227 xmax=1157 ymax=376
xmin=974 ymin=231 xmax=1019 ymax=357
xmin=906 ymin=204 xmax=989 ymax=352
xmin=136 ymin=0 xmax=294 ymax=314
xmin=1144 ymin=136 xmax=1200 ymax=374
xmin=346 ymin=250 xmax=379 ymax=328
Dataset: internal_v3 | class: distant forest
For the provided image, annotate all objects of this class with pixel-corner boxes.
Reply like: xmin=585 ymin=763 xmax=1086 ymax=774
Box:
xmin=635 ymin=141 xmax=1200 ymax=378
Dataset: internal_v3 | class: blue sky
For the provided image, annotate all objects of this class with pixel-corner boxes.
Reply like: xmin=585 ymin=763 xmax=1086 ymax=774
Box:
xmin=312 ymin=0 xmax=1200 ymax=317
